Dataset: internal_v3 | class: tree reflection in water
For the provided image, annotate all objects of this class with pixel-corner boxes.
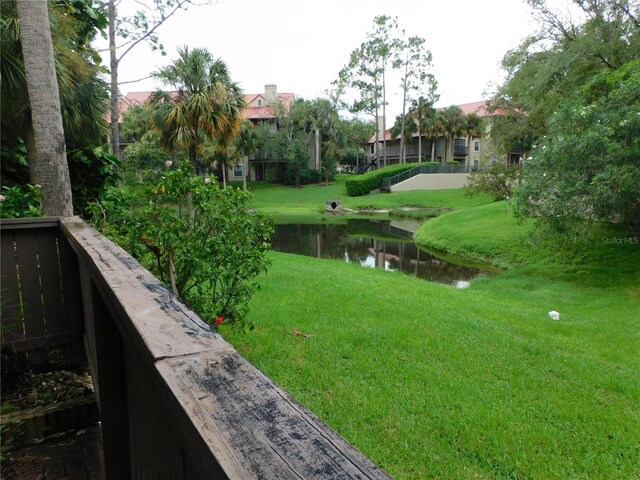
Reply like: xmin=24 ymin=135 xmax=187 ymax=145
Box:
xmin=271 ymin=220 xmax=488 ymax=286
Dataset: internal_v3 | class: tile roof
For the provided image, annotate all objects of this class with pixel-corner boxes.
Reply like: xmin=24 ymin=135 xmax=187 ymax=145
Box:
xmin=112 ymin=90 xmax=296 ymax=122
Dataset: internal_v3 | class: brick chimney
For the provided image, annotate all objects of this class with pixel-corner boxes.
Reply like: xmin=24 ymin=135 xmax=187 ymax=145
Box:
xmin=265 ymin=84 xmax=277 ymax=105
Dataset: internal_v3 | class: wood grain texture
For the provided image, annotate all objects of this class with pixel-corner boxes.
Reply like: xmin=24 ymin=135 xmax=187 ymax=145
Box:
xmin=60 ymin=216 xmax=391 ymax=479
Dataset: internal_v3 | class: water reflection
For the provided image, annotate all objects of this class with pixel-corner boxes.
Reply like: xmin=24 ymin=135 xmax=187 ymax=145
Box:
xmin=271 ymin=219 xmax=488 ymax=286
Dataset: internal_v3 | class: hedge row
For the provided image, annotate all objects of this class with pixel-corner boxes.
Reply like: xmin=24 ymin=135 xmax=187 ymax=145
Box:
xmin=345 ymin=163 xmax=428 ymax=196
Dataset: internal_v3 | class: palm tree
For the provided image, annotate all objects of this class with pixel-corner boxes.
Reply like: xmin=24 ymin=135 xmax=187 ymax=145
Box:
xmin=465 ymin=113 xmax=483 ymax=168
xmin=408 ymin=96 xmax=435 ymax=162
xmin=424 ymin=111 xmax=445 ymax=162
xmin=390 ymin=113 xmax=416 ymax=163
xmin=2 ymin=1 xmax=109 ymax=193
xmin=150 ymin=46 xmax=246 ymax=174
xmin=16 ymin=0 xmax=73 ymax=216
xmin=440 ymin=106 xmax=466 ymax=163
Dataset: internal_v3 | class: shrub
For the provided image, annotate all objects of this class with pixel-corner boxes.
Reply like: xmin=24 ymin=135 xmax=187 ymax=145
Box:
xmin=88 ymin=162 xmax=273 ymax=330
xmin=465 ymin=163 xmax=522 ymax=201
xmin=282 ymin=165 xmax=323 ymax=186
xmin=345 ymin=163 xmax=421 ymax=196
xmin=0 ymin=184 xmax=42 ymax=218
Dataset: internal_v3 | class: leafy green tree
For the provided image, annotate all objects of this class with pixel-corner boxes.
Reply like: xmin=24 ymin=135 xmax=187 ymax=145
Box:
xmin=120 ymin=103 xmax=152 ymax=143
xmin=337 ymin=15 xmax=401 ymax=167
xmin=267 ymin=98 xmax=324 ymax=187
xmin=1 ymin=0 xmax=117 ymax=216
xmin=121 ymin=131 xmax=173 ymax=182
xmin=329 ymin=117 xmax=376 ymax=169
xmin=119 ymin=103 xmax=175 ymax=182
xmin=514 ymin=59 xmax=640 ymax=235
xmin=306 ymin=98 xmax=341 ymax=185
xmin=489 ymin=0 xmax=640 ymax=157
xmin=394 ymin=35 xmax=437 ymax=163
xmin=465 ymin=163 xmax=522 ymax=201
xmin=106 ymin=0 xmax=205 ymax=158
xmin=149 ymin=46 xmax=246 ymax=173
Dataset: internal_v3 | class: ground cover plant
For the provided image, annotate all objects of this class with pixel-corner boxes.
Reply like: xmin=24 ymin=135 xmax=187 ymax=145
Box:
xmin=221 ymin=184 xmax=640 ymax=479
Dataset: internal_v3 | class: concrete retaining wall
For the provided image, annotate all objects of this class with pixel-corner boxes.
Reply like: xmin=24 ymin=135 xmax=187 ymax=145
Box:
xmin=391 ymin=173 xmax=470 ymax=192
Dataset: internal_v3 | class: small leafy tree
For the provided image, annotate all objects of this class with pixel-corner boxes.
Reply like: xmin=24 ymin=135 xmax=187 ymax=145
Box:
xmin=465 ymin=163 xmax=522 ymax=201
xmin=514 ymin=59 xmax=640 ymax=235
xmin=89 ymin=162 xmax=273 ymax=330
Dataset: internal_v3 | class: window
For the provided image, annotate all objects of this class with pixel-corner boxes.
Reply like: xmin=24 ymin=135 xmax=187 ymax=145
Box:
xmin=474 ymin=141 xmax=480 ymax=152
xmin=233 ymin=164 xmax=244 ymax=177
xmin=258 ymin=99 xmax=262 ymax=106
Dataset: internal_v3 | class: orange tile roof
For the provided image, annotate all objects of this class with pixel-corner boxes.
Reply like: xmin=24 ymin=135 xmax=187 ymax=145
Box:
xmin=112 ymin=90 xmax=296 ymax=122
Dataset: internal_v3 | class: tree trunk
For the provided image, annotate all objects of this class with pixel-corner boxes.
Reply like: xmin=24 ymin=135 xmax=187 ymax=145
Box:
xmin=315 ymin=128 xmax=321 ymax=170
xmin=399 ymin=59 xmax=409 ymax=164
xmin=222 ymin=160 xmax=227 ymax=188
xmin=243 ymin=158 xmax=248 ymax=190
xmin=418 ymin=130 xmax=422 ymax=163
xmin=382 ymin=66 xmax=387 ymax=168
xmin=108 ymin=0 xmax=120 ymax=160
xmin=24 ymin=126 xmax=39 ymax=185
xmin=17 ymin=0 xmax=73 ymax=216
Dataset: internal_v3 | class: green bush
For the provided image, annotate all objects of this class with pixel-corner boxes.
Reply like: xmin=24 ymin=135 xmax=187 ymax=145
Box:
xmin=345 ymin=163 xmax=421 ymax=196
xmin=465 ymin=163 xmax=522 ymax=201
xmin=0 ymin=184 xmax=42 ymax=218
xmin=88 ymin=162 xmax=273 ymax=330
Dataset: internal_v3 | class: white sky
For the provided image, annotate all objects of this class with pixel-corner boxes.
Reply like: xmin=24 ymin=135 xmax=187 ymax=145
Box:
xmin=103 ymin=0 xmax=541 ymax=118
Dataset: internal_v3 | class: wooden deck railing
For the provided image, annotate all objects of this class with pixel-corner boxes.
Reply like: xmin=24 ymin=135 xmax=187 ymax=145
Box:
xmin=1 ymin=217 xmax=84 ymax=367
xmin=1 ymin=217 xmax=391 ymax=479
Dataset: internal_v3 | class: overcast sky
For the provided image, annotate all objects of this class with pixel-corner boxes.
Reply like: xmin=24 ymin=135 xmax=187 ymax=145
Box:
xmin=104 ymin=0 xmax=541 ymax=118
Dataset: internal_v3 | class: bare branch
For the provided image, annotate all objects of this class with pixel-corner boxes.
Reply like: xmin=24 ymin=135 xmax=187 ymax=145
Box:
xmin=117 ymin=0 xmax=193 ymax=62
xmin=613 ymin=1 xmax=640 ymax=28
xmin=119 ymin=74 xmax=154 ymax=85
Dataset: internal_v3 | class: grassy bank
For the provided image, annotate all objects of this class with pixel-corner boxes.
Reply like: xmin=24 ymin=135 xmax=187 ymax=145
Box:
xmin=221 ymin=187 xmax=640 ymax=479
xmin=244 ymin=175 xmax=492 ymax=218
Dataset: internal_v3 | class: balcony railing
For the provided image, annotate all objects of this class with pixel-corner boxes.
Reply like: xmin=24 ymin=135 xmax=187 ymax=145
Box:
xmin=1 ymin=217 xmax=391 ymax=479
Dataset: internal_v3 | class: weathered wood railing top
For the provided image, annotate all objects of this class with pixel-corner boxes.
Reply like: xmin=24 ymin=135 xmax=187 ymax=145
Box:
xmin=2 ymin=217 xmax=391 ymax=479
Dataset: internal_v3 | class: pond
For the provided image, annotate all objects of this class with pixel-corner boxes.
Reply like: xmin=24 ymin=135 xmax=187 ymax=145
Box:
xmin=271 ymin=219 xmax=491 ymax=287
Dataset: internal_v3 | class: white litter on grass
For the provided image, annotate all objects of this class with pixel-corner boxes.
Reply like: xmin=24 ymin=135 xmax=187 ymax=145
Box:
xmin=455 ymin=280 xmax=471 ymax=289
xmin=548 ymin=310 xmax=560 ymax=320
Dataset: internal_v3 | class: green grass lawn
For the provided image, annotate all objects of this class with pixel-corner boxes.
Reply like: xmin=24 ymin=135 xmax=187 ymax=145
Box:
xmin=221 ymin=185 xmax=640 ymax=479
xmin=243 ymin=175 xmax=493 ymax=218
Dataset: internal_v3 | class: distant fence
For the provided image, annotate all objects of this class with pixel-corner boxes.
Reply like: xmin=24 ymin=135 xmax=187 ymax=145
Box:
xmin=1 ymin=217 xmax=391 ymax=479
